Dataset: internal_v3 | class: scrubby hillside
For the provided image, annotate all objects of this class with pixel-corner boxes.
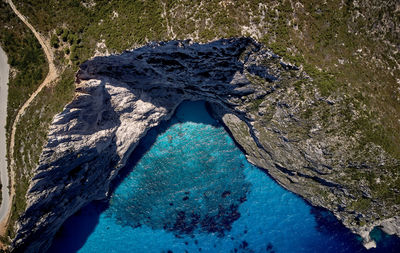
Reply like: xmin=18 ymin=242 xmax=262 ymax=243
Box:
xmin=1 ymin=0 xmax=399 ymax=248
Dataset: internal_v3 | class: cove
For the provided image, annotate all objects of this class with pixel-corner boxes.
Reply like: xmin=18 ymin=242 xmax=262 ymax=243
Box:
xmin=48 ymin=101 xmax=400 ymax=253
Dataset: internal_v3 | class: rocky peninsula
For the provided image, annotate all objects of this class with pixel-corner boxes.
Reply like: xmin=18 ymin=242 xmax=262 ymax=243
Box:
xmin=11 ymin=38 xmax=400 ymax=252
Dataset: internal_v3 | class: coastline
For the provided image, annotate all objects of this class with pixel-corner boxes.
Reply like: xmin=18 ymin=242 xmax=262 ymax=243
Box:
xmin=0 ymin=46 xmax=10 ymax=221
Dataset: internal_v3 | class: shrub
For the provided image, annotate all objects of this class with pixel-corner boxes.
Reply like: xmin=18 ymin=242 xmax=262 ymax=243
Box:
xmin=50 ymin=34 xmax=59 ymax=48
xmin=55 ymin=27 xmax=63 ymax=36
xmin=67 ymin=33 xmax=76 ymax=45
xmin=61 ymin=30 xmax=69 ymax=42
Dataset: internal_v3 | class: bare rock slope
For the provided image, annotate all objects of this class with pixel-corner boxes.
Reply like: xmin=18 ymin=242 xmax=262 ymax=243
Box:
xmin=12 ymin=38 xmax=399 ymax=252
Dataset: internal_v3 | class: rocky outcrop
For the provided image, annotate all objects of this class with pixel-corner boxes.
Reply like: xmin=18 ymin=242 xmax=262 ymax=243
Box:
xmin=12 ymin=38 xmax=399 ymax=252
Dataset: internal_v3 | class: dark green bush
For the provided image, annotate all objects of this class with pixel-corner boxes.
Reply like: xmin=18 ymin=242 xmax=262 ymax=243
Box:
xmin=50 ymin=34 xmax=59 ymax=48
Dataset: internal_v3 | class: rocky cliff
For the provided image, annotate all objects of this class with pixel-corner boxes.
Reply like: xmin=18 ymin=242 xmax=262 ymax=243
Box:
xmin=12 ymin=38 xmax=399 ymax=252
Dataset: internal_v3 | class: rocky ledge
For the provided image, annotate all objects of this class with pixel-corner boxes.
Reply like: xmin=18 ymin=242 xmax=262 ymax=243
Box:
xmin=12 ymin=38 xmax=399 ymax=252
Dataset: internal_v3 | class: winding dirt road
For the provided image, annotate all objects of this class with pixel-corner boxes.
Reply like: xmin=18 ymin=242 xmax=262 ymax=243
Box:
xmin=0 ymin=0 xmax=58 ymax=236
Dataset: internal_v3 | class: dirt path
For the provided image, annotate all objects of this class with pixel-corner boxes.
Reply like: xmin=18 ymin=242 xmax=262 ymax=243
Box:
xmin=0 ymin=0 xmax=58 ymax=237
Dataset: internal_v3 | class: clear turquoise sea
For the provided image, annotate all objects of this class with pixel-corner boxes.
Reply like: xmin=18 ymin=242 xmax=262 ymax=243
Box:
xmin=48 ymin=101 xmax=400 ymax=253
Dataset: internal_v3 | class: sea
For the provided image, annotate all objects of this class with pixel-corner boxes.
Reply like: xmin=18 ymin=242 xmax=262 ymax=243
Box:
xmin=48 ymin=101 xmax=400 ymax=253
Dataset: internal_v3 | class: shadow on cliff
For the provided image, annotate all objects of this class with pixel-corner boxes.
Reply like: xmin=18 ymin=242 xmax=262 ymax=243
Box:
xmin=310 ymin=207 xmax=400 ymax=253
xmin=41 ymin=38 xmax=400 ymax=253
xmin=31 ymin=78 xmax=122 ymax=190
xmin=42 ymin=37 xmax=271 ymax=252
xmin=47 ymin=124 xmax=153 ymax=252
xmin=24 ymin=79 xmax=122 ymax=253
xmin=47 ymin=100 xmax=223 ymax=253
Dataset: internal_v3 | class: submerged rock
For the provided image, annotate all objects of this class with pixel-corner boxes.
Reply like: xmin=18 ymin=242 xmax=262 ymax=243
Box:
xmin=12 ymin=38 xmax=399 ymax=252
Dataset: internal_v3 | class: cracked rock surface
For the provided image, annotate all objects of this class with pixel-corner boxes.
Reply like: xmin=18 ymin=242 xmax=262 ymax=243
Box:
xmin=12 ymin=38 xmax=399 ymax=252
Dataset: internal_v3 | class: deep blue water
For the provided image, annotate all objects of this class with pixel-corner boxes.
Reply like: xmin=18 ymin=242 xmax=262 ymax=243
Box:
xmin=49 ymin=101 xmax=400 ymax=253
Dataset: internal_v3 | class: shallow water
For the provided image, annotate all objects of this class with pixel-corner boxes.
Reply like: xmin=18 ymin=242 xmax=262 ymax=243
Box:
xmin=49 ymin=101 xmax=400 ymax=253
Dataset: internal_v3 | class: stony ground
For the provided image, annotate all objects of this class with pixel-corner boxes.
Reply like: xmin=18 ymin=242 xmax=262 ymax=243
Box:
xmin=0 ymin=0 xmax=398 ymax=250
xmin=11 ymin=38 xmax=399 ymax=252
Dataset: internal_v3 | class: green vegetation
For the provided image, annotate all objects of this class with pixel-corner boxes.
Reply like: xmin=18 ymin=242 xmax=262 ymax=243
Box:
xmin=250 ymin=99 xmax=263 ymax=111
xmin=60 ymin=29 xmax=69 ymax=42
xmin=351 ymin=198 xmax=371 ymax=212
xmin=50 ymin=28 xmax=83 ymax=65
xmin=0 ymin=1 xmax=48 ymax=243
xmin=13 ymin=0 xmax=167 ymax=57
xmin=55 ymin=27 xmax=63 ymax=36
xmin=5 ymin=68 xmax=75 ymax=241
xmin=0 ymin=0 xmax=397 ymax=242
xmin=0 ymin=2 xmax=48 ymax=136
xmin=50 ymin=34 xmax=59 ymax=48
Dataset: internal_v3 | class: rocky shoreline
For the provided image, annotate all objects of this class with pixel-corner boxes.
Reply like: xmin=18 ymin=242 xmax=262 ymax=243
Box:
xmin=11 ymin=38 xmax=399 ymax=252
xmin=209 ymin=102 xmax=400 ymax=250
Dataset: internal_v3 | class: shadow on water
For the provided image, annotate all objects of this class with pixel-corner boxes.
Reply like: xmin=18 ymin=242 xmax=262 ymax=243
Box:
xmin=310 ymin=206 xmax=400 ymax=252
xmin=48 ymin=100 xmax=400 ymax=253
xmin=47 ymin=201 xmax=107 ymax=253
xmin=47 ymin=100 xmax=221 ymax=253
xmin=369 ymin=227 xmax=400 ymax=252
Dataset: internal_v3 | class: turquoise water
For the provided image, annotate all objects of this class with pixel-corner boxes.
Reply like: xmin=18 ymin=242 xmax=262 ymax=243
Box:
xmin=49 ymin=101 xmax=400 ymax=253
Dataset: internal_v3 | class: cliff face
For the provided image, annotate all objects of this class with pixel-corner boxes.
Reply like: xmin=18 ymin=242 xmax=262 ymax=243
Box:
xmin=12 ymin=38 xmax=399 ymax=252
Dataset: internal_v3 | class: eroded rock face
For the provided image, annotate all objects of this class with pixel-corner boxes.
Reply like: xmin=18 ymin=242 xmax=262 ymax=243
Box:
xmin=12 ymin=38 xmax=262 ymax=252
xmin=12 ymin=38 xmax=399 ymax=252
